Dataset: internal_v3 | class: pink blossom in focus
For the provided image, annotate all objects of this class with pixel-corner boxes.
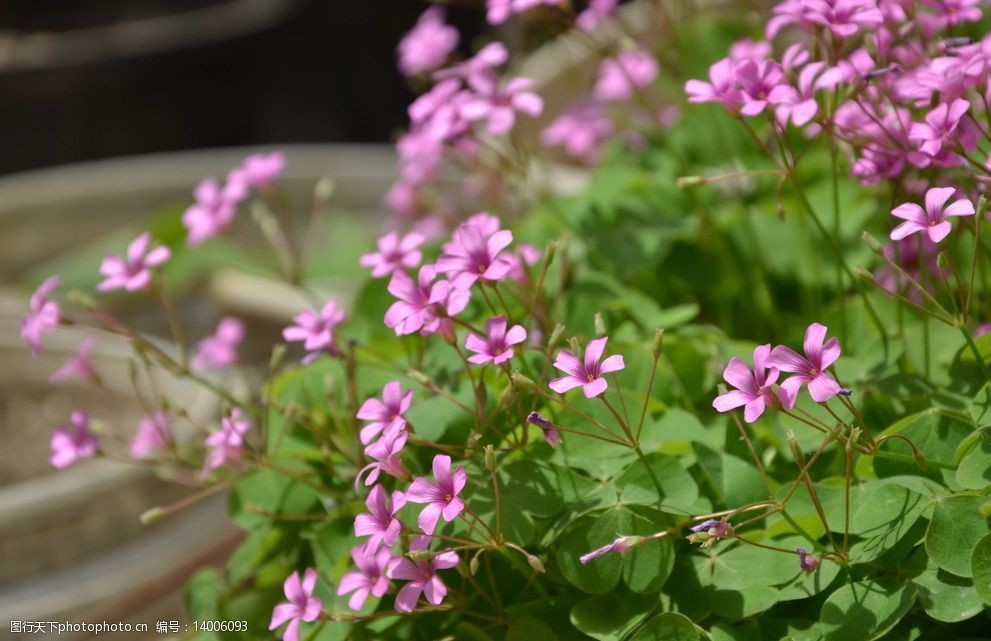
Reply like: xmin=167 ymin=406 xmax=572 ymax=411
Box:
xmin=767 ymin=323 xmax=843 ymax=407
xmin=50 ymin=335 xmax=98 ymax=384
xmin=356 ymin=381 xmax=413 ymax=445
xmin=384 ymin=265 xmax=470 ymax=336
xmin=540 ymin=101 xmax=615 ymax=164
xmin=890 ymin=187 xmax=975 ymax=243
xmin=282 ymin=301 xmax=347 ymax=363
xmin=182 ymin=178 xmax=242 ymax=246
xmin=388 ymin=536 xmax=459 ymax=613
xmin=269 ymin=568 xmax=322 ymax=641
xmin=354 ymin=484 xmax=407 ymax=553
xmin=337 ymin=546 xmax=395 ymax=611
xmin=594 ymin=50 xmax=659 ymax=102
xmin=21 ymin=276 xmax=61 ymax=356
xmin=465 ymin=315 xmax=527 ymax=365
xmin=193 ymin=317 xmax=245 ymax=370
xmin=130 ymin=411 xmax=171 ymax=459
xmin=98 ymin=232 xmax=171 ymax=292
xmin=50 ymin=410 xmax=98 ymax=469
xmin=358 ymin=426 xmax=409 ymax=487
xmin=202 ymin=408 xmax=251 ymax=476
xmin=405 ymin=454 xmax=467 ymax=535
xmin=436 ymin=216 xmax=515 ymax=289
xmin=398 ymin=7 xmax=459 ymax=76
xmin=712 ymin=344 xmax=780 ymax=423
xmin=360 ymin=231 xmax=425 ymax=278
xmin=461 ymin=75 xmax=544 ymax=136
xmin=549 ymin=337 xmax=626 ymax=399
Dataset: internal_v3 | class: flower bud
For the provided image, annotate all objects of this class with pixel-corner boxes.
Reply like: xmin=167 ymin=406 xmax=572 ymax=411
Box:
xmin=314 ymin=177 xmax=336 ymax=202
xmin=527 ymin=553 xmax=546 ymax=574
xmin=862 ymin=231 xmax=883 ymax=252
xmin=140 ymin=507 xmax=165 ymax=525
xmin=484 ymin=444 xmax=496 ymax=473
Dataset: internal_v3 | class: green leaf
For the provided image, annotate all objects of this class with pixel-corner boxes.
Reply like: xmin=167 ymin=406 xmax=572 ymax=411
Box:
xmin=556 ymin=511 xmax=624 ymax=594
xmin=229 ymin=468 xmax=323 ymax=529
xmin=972 ymin=531 xmax=991 ymax=606
xmin=507 ymin=617 xmax=560 ymax=641
xmin=846 ymin=483 xmax=928 ymax=563
xmin=690 ymin=536 xmax=803 ymax=591
xmin=569 ymin=592 xmax=656 ymax=641
xmin=710 ymin=584 xmax=779 ymax=619
xmin=874 ymin=408 xmax=973 ymax=482
xmin=615 ymin=452 xmax=699 ymax=512
xmin=926 ymin=494 xmax=991 ymax=577
xmin=955 ymin=430 xmax=991 ymax=490
xmin=628 ymin=612 xmax=705 ymax=641
xmin=621 ymin=506 xmax=676 ymax=593
xmin=498 ymin=459 xmax=566 ymax=518
xmin=818 ymin=579 xmax=917 ymax=641
xmin=912 ymin=560 xmax=985 ymax=622
xmin=184 ymin=567 xmax=224 ymax=622
xmin=776 ymin=557 xmax=842 ymax=602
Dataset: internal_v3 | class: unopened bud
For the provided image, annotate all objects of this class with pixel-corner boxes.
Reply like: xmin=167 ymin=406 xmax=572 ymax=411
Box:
xmin=408 ymin=550 xmax=434 ymax=561
xmin=651 ymin=328 xmax=665 ymax=357
xmin=568 ymin=337 xmax=582 ymax=354
xmin=314 ymin=177 xmax=336 ymax=202
xmin=862 ymin=231 xmax=883 ymax=252
xmin=67 ymin=289 xmax=97 ymax=310
xmin=408 ymin=369 xmax=432 ymax=386
xmin=527 ymin=553 xmax=545 ymax=574
xmin=854 ymin=266 xmax=876 ymax=282
xmin=543 ymin=240 xmax=557 ymax=268
xmin=484 ymin=445 xmax=496 ymax=472
xmin=140 ymin=507 xmax=165 ymax=525
xmin=510 ymin=372 xmax=537 ymax=391
xmin=469 ymin=550 xmax=482 ymax=575
xmin=269 ymin=344 xmax=287 ymax=371
xmin=676 ymin=175 xmax=705 ymax=188
xmin=937 ymin=252 xmax=949 ymax=270
xmin=594 ymin=313 xmax=606 ymax=337
xmin=548 ymin=324 xmax=566 ymax=349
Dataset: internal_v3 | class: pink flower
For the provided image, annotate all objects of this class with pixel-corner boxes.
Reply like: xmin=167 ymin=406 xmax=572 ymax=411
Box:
xmin=526 ymin=411 xmax=562 ymax=446
xmin=767 ymin=323 xmax=842 ymax=407
xmin=269 ymin=568 xmax=322 ymax=641
xmin=355 ymin=484 xmax=407 ymax=553
xmin=360 ymin=231 xmax=425 ymax=278
xmin=228 ymin=151 xmax=285 ymax=192
xmin=50 ymin=335 xmax=98 ymax=383
xmin=540 ymin=101 xmax=614 ymax=164
xmin=405 ymin=454 xmax=468 ymax=535
xmin=685 ymin=58 xmax=742 ymax=111
xmin=712 ymin=344 xmax=780 ymax=423
xmin=576 ymin=0 xmax=619 ymax=30
xmin=357 ymin=381 xmax=413 ymax=445
xmin=549 ymin=337 xmax=626 ymax=399
xmin=130 ymin=411 xmax=171 ymax=459
xmin=435 ymin=42 xmax=508 ymax=85
xmin=282 ymin=301 xmax=347 ymax=363
xmin=193 ymin=317 xmax=244 ymax=370
xmin=797 ymin=547 xmax=819 ymax=573
xmin=920 ymin=0 xmax=983 ymax=26
xmin=736 ymin=59 xmax=785 ymax=116
xmin=384 ymin=265 xmax=470 ymax=336
xmin=436 ymin=216 xmax=514 ymax=289
xmin=202 ymin=408 xmax=251 ymax=476
xmin=768 ymin=62 xmax=843 ymax=127
xmin=910 ymin=99 xmax=974 ymax=157
xmin=358 ymin=427 xmax=409 ymax=487
xmin=98 ymin=232 xmax=171 ymax=292
xmin=182 ymin=178 xmax=242 ymax=246
xmin=594 ymin=50 xmax=659 ymax=102
xmin=398 ymin=7 xmax=459 ymax=76
xmin=50 ymin=410 xmax=98 ymax=469
xmin=465 ymin=316 xmax=527 ymax=365
xmin=21 ymin=276 xmax=61 ymax=356
xmin=461 ymin=76 xmax=544 ymax=136
xmin=890 ymin=187 xmax=975 ymax=243
xmin=388 ymin=536 xmax=459 ymax=613
xmin=337 ymin=546 xmax=395 ymax=611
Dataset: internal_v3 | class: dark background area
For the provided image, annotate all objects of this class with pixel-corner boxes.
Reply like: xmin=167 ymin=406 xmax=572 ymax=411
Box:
xmin=0 ymin=0 xmax=487 ymax=176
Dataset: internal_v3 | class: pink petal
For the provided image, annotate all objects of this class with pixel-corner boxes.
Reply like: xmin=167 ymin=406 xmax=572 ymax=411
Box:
xmin=549 ymin=376 xmax=583 ymax=394
xmin=925 ymin=187 xmax=956 ymax=214
xmin=743 ymin=397 xmax=767 ymax=423
xmin=713 ymin=389 xmax=750 ymax=412
xmin=943 ymin=198 xmax=975 ymax=218
xmin=767 ymin=346 xmax=808 ymax=373
xmin=599 ymin=354 xmax=625 ymax=374
xmin=890 ymin=203 xmax=926 ymax=223
xmin=890 ymin=220 xmax=924 ymax=241
xmin=584 ymin=337 xmax=608 ymax=368
xmin=803 ymin=323 xmax=829 ymax=364
xmin=807 ymin=374 xmax=841 ymax=402
xmin=928 ymin=221 xmax=953 ymax=243
xmin=417 ymin=502 xmax=444 ymax=535
xmin=582 ymin=377 xmax=609 ymax=398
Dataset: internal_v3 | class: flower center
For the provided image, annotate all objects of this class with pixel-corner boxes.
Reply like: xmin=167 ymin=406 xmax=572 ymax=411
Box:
xmin=809 ymin=367 xmax=820 ymax=377
xmin=444 ymin=493 xmax=453 ymax=503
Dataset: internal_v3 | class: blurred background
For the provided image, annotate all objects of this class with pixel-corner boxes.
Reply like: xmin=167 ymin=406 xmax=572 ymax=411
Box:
xmin=0 ymin=0 xmax=487 ymax=175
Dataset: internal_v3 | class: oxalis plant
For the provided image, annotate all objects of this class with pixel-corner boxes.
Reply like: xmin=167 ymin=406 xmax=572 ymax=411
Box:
xmin=18 ymin=0 xmax=991 ymax=640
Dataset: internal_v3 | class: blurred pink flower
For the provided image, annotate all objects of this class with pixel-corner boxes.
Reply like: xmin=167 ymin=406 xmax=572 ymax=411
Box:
xmin=21 ymin=276 xmax=61 ymax=355
xmin=360 ymin=231 xmax=425 ymax=278
xmin=193 ymin=317 xmax=245 ymax=370
xmin=50 ymin=335 xmax=98 ymax=384
xmin=910 ymin=99 xmax=974 ymax=157
xmin=182 ymin=178 xmax=242 ymax=245
xmin=436 ymin=216 xmax=514 ymax=289
xmin=461 ymin=75 xmax=544 ymax=135
xmin=130 ymin=411 xmax=171 ymax=459
xmin=282 ymin=301 xmax=347 ymax=363
xmin=594 ymin=50 xmax=659 ymax=102
xmin=358 ymin=426 xmax=409 ymax=486
xmin=685 ymin=58 xmax=742 ymax=111
xmin=576 ymin=0 xmax=619 ymax=30
xmin=385 ymin=265 xmax=470 ymax=336
xmin=98 ymin=232 xmax=171 ymax=292
xmin=486 ymin=0 xmax=563 ymax=24
xmin=228 ymin=151 xmax=285 ymax=193
xmin=202 ymin=408 xmax=251 ymax=476
xmin=357 ymin=381 xmax=413 ymax=445
xmin=540 ymin=101 xmax=614 ymax=164
xmin=50 ymin=410 xmax=98 ymax=469
xmin=398 ymin=7 xmax=459 ymax=76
